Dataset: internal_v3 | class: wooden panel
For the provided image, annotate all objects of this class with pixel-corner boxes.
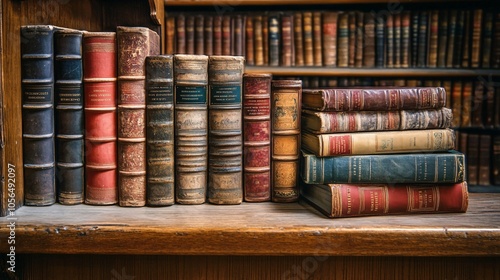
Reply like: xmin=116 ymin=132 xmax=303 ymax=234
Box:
xmin=0 ymin=193 xmax=499 ymax=256
xmin=3 ymin=254 xmax=500 ymax=280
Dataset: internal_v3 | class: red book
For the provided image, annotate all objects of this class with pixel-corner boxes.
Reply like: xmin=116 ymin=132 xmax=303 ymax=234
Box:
xmin=83 ymin=32 xmax=118 ymax=205
xmin=301 ymin=182 xmax=469 ymax=218
xmin=243 ymin=73 xmax=272 ymax=202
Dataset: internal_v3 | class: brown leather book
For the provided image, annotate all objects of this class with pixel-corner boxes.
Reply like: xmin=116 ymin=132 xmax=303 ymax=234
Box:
xmin=301 ymin=182 xmax=468 ymax=218
xmin=243 ymin=73 xmax=272 ymax=202
xmin=471 ymin=9 xmax=482 ymax=68
xmin=245 ymin=15 xmax=255 ymax=65
xmin=213 ymin=15 xmax=223 ymax=55
xmin=493 ymin=135 xmax=500 ymax=185
xmin=233 ymin=14 xmax=245 ymax=56
xmin=146 ymin=55 xmax=175 ymax=206
xmin=195 ymin=14 xmax=205 ymax=55
xmin=446 ymin=10 xmax=457 ymax=68
xmin=322 ymin=11 xmax=338 ymax=67
xmin=437 ymin=10 xmax=448 ymax=68
xmin=471 ymin=80 xmax=484 ymax=128
xmin=461 ymin=80 xmax=473 ymax=128
xmin=478 ymin=134 xmax=492 ymax=186
xmin=355 ymin=11 xmax=364 ymax=68
xmin=116 ymin=26 xmax=160 ymax=207
xmin=385 ymin=13 xmax=394 ymax=68
xmin=294 ymin=12 xmax=304 ymax=66
xmin=461 ymin=10 xmax=471 ymax=68
xmin=400 ymin=11 xmax=410 ymax=68
xmin=363 ymin=12 xmax=376 ymax=68
xmin=337 ymin=12 xmax=349 ymax=68
xmin=427 ymin=10 xmax=439 ymax=68
xmin=174 ymin=54 xmax=208 ymax=204
xmin=484 ymin=83 xmax=495 ymax=128
xmin=186 ymin=14 xmax=195 ymax=54
xmin=492 ymin=12 xmax=500 ymax=68
xmin=303 ymin=12 xmax=314 ymax=66
xmin=281 ymin=13 xmax=294 ymax=67
xmin=268 ymin=13 xmax=280 ymax=66
xmin=165 ymin=15 xmax=176 ymax=54
xmin=302 ymin=87 xmax=447 ymax=111
xmin=204 ymin=15 xmax=213 ymax=55
xmin=451 ymin=80 xmax=462 ymax=128
xmin=348 ymin=11 xmax=356 ymax=67
xmin=482 ymin=11 xmax=494 ymax=68
xmin=208 ymin=56 xmax=245 ymax=205
xmin=176 ymin=14 xmax=186 ymax=54
xmin=313 ymin=11 xmax=322 ymax=66
xmin=222 ymin=15 xmax=232 ymax=55
xmin=467 ymin=133 xmax=479 ymax=185
xmin=262 ymin=15 xmax=269 ymax=65
xmin=254 ymin=15 xmax=264 ymax=66
xmin=271 ymin=80 xmax=302 ymax=203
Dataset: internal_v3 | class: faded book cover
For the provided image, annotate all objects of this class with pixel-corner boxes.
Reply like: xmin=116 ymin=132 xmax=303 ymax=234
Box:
xmin=21 ymin=25 xmax=57 ymax=206
xmin=117 ymin=26 xmax=160 ymax=207
xmin=54 ymin=28 xmax=84 ymax=204
xmin=300 ymin=182 xmax=468 ymax=218
xmin=243 ymin=73 xmax=272 ymax=202
xmin=174 ymin=54 xmax=209 ymax=204
xmin=83 ymin=31 xmax=118 ymax=205
xmin=208 ymin=56 xmax=245 ymax=205
xmin=146 ymin=55 xmax=175 ymax=206
xmin=272 ymin=79 xmax=302 ymax=202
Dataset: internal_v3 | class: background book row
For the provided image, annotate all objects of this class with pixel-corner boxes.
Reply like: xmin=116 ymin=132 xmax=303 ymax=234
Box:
xmin=164 ymin=7 xmax=500 ymax=69
xmin=284 ymin=76 xmax=500 ymax=130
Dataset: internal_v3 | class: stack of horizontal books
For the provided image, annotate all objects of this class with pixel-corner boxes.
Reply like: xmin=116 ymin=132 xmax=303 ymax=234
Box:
xmin=299 ymin=87 xmax=468 ymax=218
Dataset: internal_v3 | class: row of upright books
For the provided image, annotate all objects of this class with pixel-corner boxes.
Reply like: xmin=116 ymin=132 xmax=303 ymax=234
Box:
xmin=165 ymin=8 xmax=500 ymax=68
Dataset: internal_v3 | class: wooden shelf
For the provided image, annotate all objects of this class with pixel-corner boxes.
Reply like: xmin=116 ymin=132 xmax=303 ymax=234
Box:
xmin=244 ymin=67 xmax=500 ymax=77
xmin=1 ymin=193 xmax=499 ymax=256
xmin=165 ymin=0 xmax=485 ymax=6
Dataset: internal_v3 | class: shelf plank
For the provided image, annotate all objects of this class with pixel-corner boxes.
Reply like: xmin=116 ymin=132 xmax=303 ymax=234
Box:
xmin=165 ymin=0 xmax=484 ymax=6
xmin=244 ymin=67 xmax=500 ymax=77
xmin=1 ymin=193 xmax=499 ymax=256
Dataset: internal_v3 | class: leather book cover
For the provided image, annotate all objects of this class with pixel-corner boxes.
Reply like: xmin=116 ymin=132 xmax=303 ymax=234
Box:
xmin=492 ymin=12 xmax=500 ymax=68
xmin=213 ymin=15 xmax=223 ymax=55
xmin=446 ymin=10 xmax=457 ymax=68
xmin=208 ymin=56 xmax=245 ymax=205
xmin=195 ymin=14 xmax=205 ymax=55
xmin=461 ymin=80 xmax=472 ymax=128
xmin=174 ymin=54 xmax=209 ymax=204
xmin=471 ymin=9 xmax=483 ymax=68
xmin=451 ymin=80 xmax=463 ymax=128
xmin=466 ymin=133 xmax=479 ymax=185
xmin=203 ymin=15 xmax=213 ymax=55
xmin=471 ymin=80 xmax=484 ymax=128
xmin=54 ymin=28 xmax=84 ymax=205
xmin=385 ymin=13 xmax=394 ymax=68
xmin=493 ymin=135 xmax=500 ymax=185
xmin=268 ymin=13 xmax=280 ymax=66
xmin=363 ymin=12 xmax=375 ymax=68
xmin=375 ymin=13 xmax=385 ymax=67
xmin=83 ymin=31 xmax=118 ymax=205
xmin=294 ymin=12 xmax=304 ymax=66
xmin=117 ymin=26 xmax=160 ymax=207
xmin=302 ymin=128 xmax=456 ymax=157
xmin=437 ymin=10 xmax=448 ymax=68
xmin=301 ymin=87 xmax=447 ymax=111
xmin=224 ymin=15 xmax=233 ymax=55
xmin=262 ymin=15 xmax=269 ymax=65
xmin=271 ymin=79 xmax=302 ymax=203
xmin=245 ymin=15 xmax=255 ymax=66
xmin=400 ymin=11 xmax=410 ymax=68
xmin=21 ymin=25 xmax=57 ymax=206
xmin=186 ymin=14 xmax=195 ymax=54
xmin=478 ymin=134 xmax=492 ymax=186
xmin=313 ymin=11 xmax=322 ymax=67
xmin=302 ymin=12 xmax=314 ymax=67
xmin=417 ymin=10 xmax=428 ymax=68
xmin=322 ymin=11 xmax=338 ymax=67
xmin=355 ymin=11 xmax=364 ymax=68
xmin=165 ymin=15 xmax=176 ymax=54
xmin=281 ymin=13 xmax=294 ymax=67
xmin=234 ymin=15 xmax=246 ymax=56
xmin=300 ymin=182 xmax=468 ymax=218
xmin=393 ymin=13 xmax=400 ymax=68
xmin=453 ymin=10 xmax=465 ymax=68
xmin=484 ymin=83 xmax=495 ymax=128
xmin=176 ymin=14 xmax=186 ymax=54
xmin=482 ymin=11 xmax=494 ymax=68
xmin=348 ymin=11 xmax=356 ymax=67
xmin=338 ymin=12 xmax=349 ymax=68
xmin=427 ymin=10 xmax=439 ymax=68
xmin=410 ymin=11 xmax=420 ymax=68
xmin=243 ymin=73 xmax=272 ymax=202
xmin=461 ymin=10 xmax=471 ymax=68
xmin=146 ymin=55 xmax=175 ymax=206
xmin=254 ymin=15 xmax=264 ymax=66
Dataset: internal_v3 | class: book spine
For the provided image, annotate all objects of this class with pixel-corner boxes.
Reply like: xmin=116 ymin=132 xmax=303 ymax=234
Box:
xmin=186 ymin=14 xmax=195 ymax=54
xmin=146 ymin=55 xmax=175 ymax=206
xmin=222 ymin=15 xmax=232 ymax=55
xmin=303 ymin=87 xmax=446 ymax=111
xmin=208 ymin=56 xmax=245 ymax=205
xmin=399 ymin=107 xmax=453 ymax=130
xmin=393 ymin=13 xmax=401 ymax=68
xmin=427 ymin=10 xmax=439 ymax=68
xmin=313 ymin=11 xmax=322 ymax=66
xmin=478 ymin=134 xmax=491 ymax=186
xmin=492 ymin=12 xmax=500 ymax=68
xmin=174 ymin=54 xmax=208 ymax=204
xmin=204 ymin=15 xmax=213 ymax=55
xmin=364 ymin=12 xmax=376 ymax=68
xmin=484 ymin=83 xmax=495 ymax=128
xmin=281 ymin=13 xmax=294 ymax=67
xmin=268 ymin=14 xmax=280 ymax=66
xmin=453 ymin=10 xmax=465 ymax=68
xmin=294 ymin=12 xmax=304 ymax=66
xmin=213 ymin=15 xmax=223 ymax=55
xmin=410 ymin=11 xmax=420 ymax=68
xmin=21 ymin=25 xmax=56 ymax=206
xmin=471 ymin=9 xmax=483 ymax=68
xmin=323 ymin=12 xmax=338 ymax=67
xmin=446 ymin=10 xmax=457 ymax=68
xmin=117 ymin=26 xmax=160 ymax=207
xmin=375 ymin=13 xmax=385 ymax=67
xmin=166 ymin=15 xmax=176 ymax=54
xmin=451 ymin=80 xmax=462 ymax=128
xmin=303 ymin=12 xmax=314 ymax=66
xmin=271 ymin=80 xmax=302 ymax=202
xmin=493 ymin=135 xmax=500 ymax=185
xmin=262 ymin=15 xmax=269 ymax=65
xmin=348 ymin=12 xmax=357 ymax=67
xmin=301 ymin=150 xmax=465 ymax=184
xmin=245 ymin=15 xmax=255 ymax=66
xmin=54 ymin=29 xmax=84 ymax=205
xmin=471 ymin=80 xmax=484 ymax=128
xmin=83 ymin=32 xmax=118 ymax=205
xmin=243 ymin=73 xmax=272 ymax=202
xmin=481 ymin=11 xmax=494 ymax=68
xmin=467 ymin=133 xmax=479 ymax=185
xmin=195 ymin=14 xmax=205 ymax=55
xmin=302 ymin=182 xmax=468 ymax=218
xmin=303 ymin=129 xmax=455 ymax=157
xmin=386 ymin=14 xmax=394 ymax=68
xmin=461 ymin=10 xmax=471 ymax=68
xmin=461 ymin=80 xmax=472 ymax=127
xmin=254 ymin=16 xmax=264 ymax=66
xmin=437 ymin=10 xmax=448 ymax=68
xmin=417 ymin=11 xmax=428 ymax=68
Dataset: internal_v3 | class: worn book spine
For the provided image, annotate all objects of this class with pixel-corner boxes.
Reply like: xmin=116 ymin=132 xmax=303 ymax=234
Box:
xmin=471 ymin=9 xmax=483 ymax=68
xmin=364 ymin=12 xmax=376 ymax=68
xmin=301 ymin=87 xmax=447 ymax=111
xmin=417 ymin=11 xmax=428 ymax=68
xmin=294 ymin=12 xmax=304 ymax=66
xmin=195 ymin=14 xmax=205 ymax=55
xmin=427 ymin=10 xmax=439 ymax=68
xmin=437 ymin=10 xmax=448 ymax=68
xmin=481 ymin=11 xmax=493 ymax=68
xmin=313 ymin=11 xmax=322 ymax=66
xmin=453 ymin=10 xmax=465 ymax=68
xmin=213 ymin=15 xmax=222 ymax=55
xmin=303 ymin=12 xmax=314 ymax=67
xmin=375 ymin=13 xmax=385 ymax=67
xmin=478 ymin=134 xmax=491 ymax=186
xmin=322 ymin=11 xmax=338 ymax=67
xmin=451 ymin=80 xmax=462 ymax=128
xmin=117 ymin=26 xmax=160 ymax=207
xmin=338 ymin=12 xmax=349 ymax=68
xmin=54 ymin=28 xmax=84 ymax=204
xmin=492 ymin=12 xmax=500 ymax=68
xmin=204 ymin=15 xmax=213 ymax=55
xmin=393 ymin=13 xmax=401 ymax=68
xmin=243 ymin=73 xmax=272 ymax=202
xmin=446 ymin=10 xmax=457 ymax=68
xmin=268 ymin=14 xmax=280 ymax=67
xmin=174 ymin=54 xmax=208 ymax=204
xmin=400 ymin=11 xmax=410 ymax=68
xmin=21 ymin=25 xmax=57 ymax=206
xmin=301 ymin=107 xmax=452 ymax=133
xmin=348 ymin=12 xmax=357 ymax=68
xmin=410 ymin=11 xmax=420 ymax=68
xmin=493 ymin=135 xmax=500 ymax=185
xmin=262 ymin=15 xmax=269 ymax=65
xmin=254 ymin=15 xmax=264 ymax=66
xmin=222 ymin=15 xmax=232 ymax=55
xmin=245 ymin=15 xmax=255 ymax=66
xmin=484 ymin=83 xmax=495 ymax=128
xmin=176 ymin=14 xmax=186 ymax=54
xmin=83 ymin=32 xmax=118 ymax=205
xmin=165 ymin=15 xmax=176 ymax=54
xmin=300 ymin=182 xmax=468 ymax=218
xmin=272 ymin=80 xmax=302 ymax=202
xmin=186 ymin=14 xmax=195 ymax=54
xmin=281 ymin=13 xmax=294 ymax=67
xmin=208 ymin=56 xmax=245 ymax=205
xmin=461 ymin=10 xmax=471 ymax=68
xmin=466 ymin=133 xmax=479 ymax=185
xmin=301 ymin=150 xmax=465 ymax=184
xmin=461 ymin=80 xmax=472 ymax=127
xmin=386 ymin=14 xmax=394 ymax=68
xmin=302 ymin=129 xmax=455 ymax=157
xmin=471 ymin=80 xmax=484 ymax=128
xmin=146 ymin=55 xmax=175 ymax=206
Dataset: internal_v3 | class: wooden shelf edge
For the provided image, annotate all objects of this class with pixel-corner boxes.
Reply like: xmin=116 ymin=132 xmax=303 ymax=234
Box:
xmin=165 ymin=0 xmax=485 ymax=6
xmin=244 ymin=67 xmax=500 ymax=77
xmin=0 ymin=193 xmax=499 ymax=256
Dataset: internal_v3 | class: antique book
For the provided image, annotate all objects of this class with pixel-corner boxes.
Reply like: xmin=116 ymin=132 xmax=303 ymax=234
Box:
xmin=146 ymin=55 xmax=175 ymax=206
xmin=446 ymin=10 xmax=457 ymax=68
xmin=481 ymin=11 xmax=494 ymax=68
xmin=437 ymin=10 xmax=448 ymax=68
xmin=301 ymin=150 xmax=465 ymax=184
xmin=466 ymin=133 xmax=479 ymax=185
xmin=471 ymin=80 xmax=484 ymax=128
xmin=427 ymin=10 xmax=439 ymax=68
xmin=300 ymin=182 xmax=468 ymax=218
xmin=400 ymin=11 xmax=410 ymax=68
xmin=385 ymin=14 xmax=394 ymax=68
xmin=301 ymin=107 xmax=453 ymax=134
xmin=470 ymin=9 xmax=482 ymax=68
xmin=245 ymin=15 xmax=255 ymax=65
xmin=493 ymin=12 xmax=500 ymax=68
xmin=301 ymin=87 xmax=447 ymax=111
xmin=348 ymin=11 xmax=356 ymax=67
xmin=165 ymin=15 xmax=176 ymax=54
xmin=313 ymin=11 xmax=322 ymax=66
xmin=268 ymin=14 xmax=280 ymax=66
xmin=338 ymin=12 xmax=349 ymax=68
xmin=484 ymin=83 xmax=495 ymax=128
xmin=271 ymin=80 xmax=302 ymax=202
xmin=281 ymin=13 xmax=294 ymax=67
xmin=21 ymin=25 xmax=57 ymax=206
xmin=116 ymin=26 xmax=160 ymax=207
xmin=54 ymin=28 xmax=84 ymax=204
xmin=417 ymin=11 xmax=428 ymax=68
xmin=493 ymin=135 xmax=500 ymax=185
xmin=243 ymin=73 xmax=272 ymax=202
xmin=222 ymin=15 xmax=232 ymax=55
xmin=478 ymin=134 xmax=491 ymax=186
xmin=204 ymin=15 xmax=213 ymax=55
xmin=83 ymin=31 xmax=118 ymax=205
xmin=375 ymin=13 xmax=385 ymax=67
xmin=186 ymin=14 xmax=195 ymax=54
xmin=195 ymin=14 xmax=205 ymax=55
xmin=453 ymin=10 xmax=465 ymax=68
xmin=175 ymin=14 xmax=186 ymax=54
xmin=302 ymin=129 xmax=455 ymax=157
xmin=322 ymin=11 xmax=338 ymax=67
xmin=393 ymin=13 xmax=401 ymax=68
xmin=207 ymin=56 xmax=245 ymax=204
xmin=303 ymin=12 xmax=314 ymax=66
xmin=294 ymin=12 xmax=304 ymax=66
xmin=262 ymin=15 xmax=269 ymax=65
xmin=461 ymin=80 xmax=472 ymax=127
xmin=461 ymin=10 xmax=471 ymax=68
xmin=451 ymin=80 xmax=462 ymax=128
xmin=363 ymin=12 xmax=376 ymax=68
xmin=174 ymin=54 xmax=209 ymax=204
xmin=410 ymin=11 xmax=420 ymax=67
xmin=213 ymin=15 xmax=222 ymax=55
xmin=254 ymin=15 xmax=264 ymax=66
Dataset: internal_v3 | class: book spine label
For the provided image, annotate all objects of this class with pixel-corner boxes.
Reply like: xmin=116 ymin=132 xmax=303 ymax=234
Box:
xmin=21 ymin=25 xmax=56 ymax=206
xmin=301 ymin=151 xmax=465 ymax=184
xmin=54 ymin=29 xmax=84 ymax=204
xmin=117 ymin=26 xmax=160 ymax=207
xmin=146 ymin=55 xmax=175 ymax=206
xmin=174 ymin=54 xmax=208 ymax=204
xmin=243 ymin=73 xmax=272 ymax=202
xmin=272 ymin=80 xmax=302 ymax=202
xmin=208 ymin=56 xmax=244 ymax=205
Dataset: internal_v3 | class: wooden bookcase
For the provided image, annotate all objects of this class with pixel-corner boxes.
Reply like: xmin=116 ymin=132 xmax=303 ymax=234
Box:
xmin=0 ymin=0 xmax=499 ymax=279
